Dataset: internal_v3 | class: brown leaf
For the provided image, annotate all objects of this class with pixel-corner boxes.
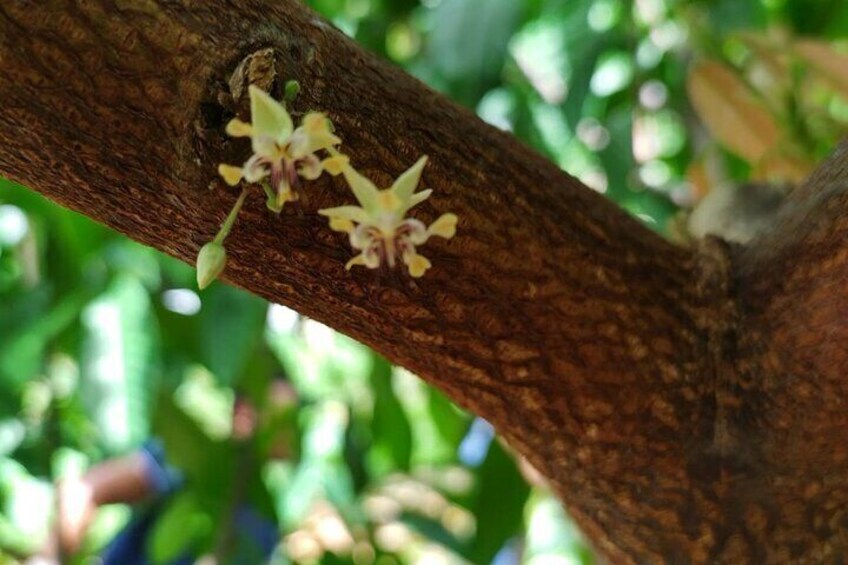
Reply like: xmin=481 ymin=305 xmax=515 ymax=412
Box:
xmin=737 ymin=31 xmax=791 ymax=86
xmin=753 ymin=147 xmax=814 ymax=184
xmin=687 ymin=60 xmax=781 ymax=163
xmin=795 ymin=39 xmax=848 ymax=100
xmin=685 ymin=154 xmax=712 ymax=202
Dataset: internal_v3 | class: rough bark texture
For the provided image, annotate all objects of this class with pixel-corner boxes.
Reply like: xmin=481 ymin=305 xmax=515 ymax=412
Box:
xmin=1 ymin=1 xmax=847 ymax=562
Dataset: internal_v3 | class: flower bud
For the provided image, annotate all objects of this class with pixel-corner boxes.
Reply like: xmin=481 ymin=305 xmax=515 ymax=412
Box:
xmin=196 ymin=242 xmax=227 ymax=289
xmin=284 ymin=80 xmax=301 ymax=104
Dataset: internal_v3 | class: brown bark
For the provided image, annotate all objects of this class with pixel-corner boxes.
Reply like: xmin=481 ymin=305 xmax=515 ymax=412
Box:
xmin=1 ymin=1 xmax=846 ymax=562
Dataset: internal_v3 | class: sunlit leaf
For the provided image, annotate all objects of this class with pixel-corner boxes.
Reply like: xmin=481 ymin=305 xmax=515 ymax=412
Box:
xmin=81 ymin=505 xmax=132 ymax=556
xmin=280 ymin=402 xmax=358 ymax=527
xmin=394 ymin=369 xmax=470 ymax=467
xmin=80 ymin=275 xmax=158 ymax=454
xmin=0 ymin=458 xmax=51 ymax=554
xmin=173 ymin=367 xmax=234 ymax=441
xmin=524 ymin=489 xmax=593 ymax=563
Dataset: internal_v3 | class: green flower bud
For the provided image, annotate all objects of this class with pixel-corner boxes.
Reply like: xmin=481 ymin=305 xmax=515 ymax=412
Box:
xmin=196 ymin=242 xmax=227 ymax=290
xmin=284 ymin=80 xmax=301 ymax=104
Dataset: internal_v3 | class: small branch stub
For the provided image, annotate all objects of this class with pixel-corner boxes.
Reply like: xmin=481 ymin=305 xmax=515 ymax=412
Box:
xmin=228 ymin=48 xmax=277 ymax=105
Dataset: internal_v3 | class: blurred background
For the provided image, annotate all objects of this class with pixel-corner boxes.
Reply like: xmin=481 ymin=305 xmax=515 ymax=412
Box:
xmin=2 ymin=0 xmax=848 ymax=563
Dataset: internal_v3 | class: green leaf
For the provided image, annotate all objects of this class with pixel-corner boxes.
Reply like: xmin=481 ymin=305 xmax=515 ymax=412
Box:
xmin=463 ymin=441 xmax=530 ymax=563
xmin=278 ymin=402 xmax=358 ymax=528
xmin=393 ymin=369 xmax=470 ymax=466
xmin=0 ymin=458 xmax=52 ymax=554
xmin=428 ymin=0 xmax=525 ymax=104
xmin=524 ymin=489 xmax=593 ymax=563
xmin=152 ymin=393 xmax=231 ymax=506
xmin=597 ymin=104 xmax=634 ymax=200
xmin=427 ymin=388 xmax=470 ymax=459
xmin=366 ymin=357 xmax=412 ymax=477
xmin=198 ymin=285 xmax=267 ymax=387
xmin=0 ymin=289 xmax=86 ymax=392
xmin=80 ymin=275 xmax=159 ymax=454
xmin=147 ymin=493 xmax=213 ymax=564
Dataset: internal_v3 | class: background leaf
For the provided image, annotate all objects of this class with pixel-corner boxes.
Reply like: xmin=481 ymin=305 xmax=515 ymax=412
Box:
xmin=687 ymin=60 xmax=780 ymax=162
xmin=80 ymin=275 xmax=158 ymax=455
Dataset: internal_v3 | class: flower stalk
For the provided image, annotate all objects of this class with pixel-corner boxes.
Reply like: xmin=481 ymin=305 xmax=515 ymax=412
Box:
xmin=196 ymin=188 xmax=248 ymax=289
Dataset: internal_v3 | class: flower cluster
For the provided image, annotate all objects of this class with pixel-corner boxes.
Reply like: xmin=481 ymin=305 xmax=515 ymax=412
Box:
xmin=197 ymin=83 xmax=457 ymax=288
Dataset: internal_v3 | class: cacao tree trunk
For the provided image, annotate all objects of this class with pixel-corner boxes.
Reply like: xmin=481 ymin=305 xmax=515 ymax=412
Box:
xmin=1 ymin=1 xmax=847 ymax=562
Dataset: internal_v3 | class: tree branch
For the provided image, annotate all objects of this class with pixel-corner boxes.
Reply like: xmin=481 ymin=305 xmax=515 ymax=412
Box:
xmin=725 ymin=140 xmax=848 ymax=561
xmin=10 ymin=1 xmax=846 ymax=562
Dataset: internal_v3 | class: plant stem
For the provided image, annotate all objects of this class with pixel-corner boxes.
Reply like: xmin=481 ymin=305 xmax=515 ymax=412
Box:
xmin=214 ymin=188 xmax=249 ymax=245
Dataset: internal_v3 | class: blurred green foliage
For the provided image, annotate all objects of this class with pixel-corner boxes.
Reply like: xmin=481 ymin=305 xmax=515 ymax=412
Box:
xmin=2 ymin=0 xmax=848 ymax=563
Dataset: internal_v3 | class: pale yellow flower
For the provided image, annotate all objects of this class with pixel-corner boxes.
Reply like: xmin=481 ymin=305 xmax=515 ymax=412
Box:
xmin=319 ymin=156 xmax=457 ymax=278
xmin=217 ymin=85 xmax=343 ymax=211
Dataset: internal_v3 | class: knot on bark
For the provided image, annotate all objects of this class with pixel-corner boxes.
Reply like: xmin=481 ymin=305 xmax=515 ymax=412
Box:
xmin=228 ymin=48 xmax=277 ymax=113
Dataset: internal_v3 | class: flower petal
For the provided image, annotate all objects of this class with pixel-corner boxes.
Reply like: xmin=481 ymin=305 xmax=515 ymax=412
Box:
xmin=329 ymin=217 xmax=356 ymax=233
xmin=306 ymin=131 xmax=342 ymax=154
xmin=297 ymin=154 xmax=323 ymax=180
xmin=342 ymin=166 xmax=380 ymax=210
xmin=300 ymin=113 xmax=342 ymax=153
xmin=376 ymin=189 xmax=403 ymax=212
xmin=270 ymin=162 xmax=286 ymax=195
xmin=403 ymin=251 xmax=432 ymax=278
xmin=287 ymin=130 xmax=310 ymax=159
xmin=322 ymin=155 xmax=349 ymax=176
xmin=345 ymin=253 xmax=369 ymax=271
xmin=225 ymin=118 xmax=253 ymax=137
xmin=302 ymin=112 xmax=333 ymax=134
xmin=427 ymin=213 xmax=458 ymax=239
xmin=218 ymin=164 xmax=244 ymax=186
xmin=403 ymin=188 xmax=433 ymax=215
xmin=401 ymin=218 xmax=429 ymax=245
xmin=362 ymin=246 xmax=382 ymax=268
xmin=318 ymin=205 xmax=370 ymax=224
xmin=391 ymin=156 xmax=428 ymax=204
xmin=251 ymin=134 xmax=278 ymax=158
xmin=249 ymin=85 xmax=293 ymax=142
xmin=282 ymin=187 xmax=298 ymax=203
xmin=351 ymin=223 xmax=377 ymax=251
xmin=273 ymin=186 xmax=297 ymax=212
xmin=243 ymin=154 xmax=269 ymax=183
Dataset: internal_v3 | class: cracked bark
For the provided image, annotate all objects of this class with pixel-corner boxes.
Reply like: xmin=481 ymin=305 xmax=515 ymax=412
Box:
xmin=2 ymin=1 xmax=848 ymax=562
